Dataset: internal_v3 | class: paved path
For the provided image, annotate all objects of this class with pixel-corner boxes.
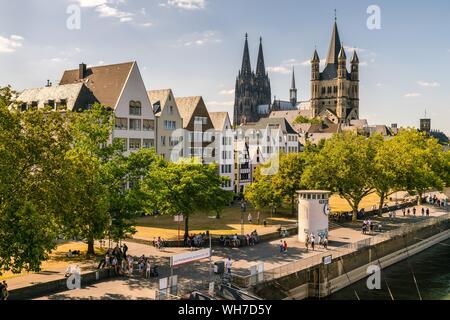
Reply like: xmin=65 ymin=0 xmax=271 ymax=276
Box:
xmin=8 ymin=201 xmax=449 ymax=300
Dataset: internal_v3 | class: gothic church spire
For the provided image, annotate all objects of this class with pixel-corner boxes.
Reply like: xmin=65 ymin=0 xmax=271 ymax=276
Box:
xmin=241 ymin=33 xmax=252 ymax=76
xmin=256 ymin=37 xmax=266 ymax=77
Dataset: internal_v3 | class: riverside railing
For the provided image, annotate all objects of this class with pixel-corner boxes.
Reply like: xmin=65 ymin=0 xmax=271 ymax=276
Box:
xmin=232 ymin=212 xmax=450 ymax=289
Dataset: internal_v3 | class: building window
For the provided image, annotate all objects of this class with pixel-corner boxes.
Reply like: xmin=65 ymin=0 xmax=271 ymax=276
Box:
xmin=164 ymin=120 xmax=176 ymax=130
xmin=194 ymin=116 xmax=207 ymax=125
xmin=143 ymin=119 xmax=155 ymax=131
xmin=129 ymin=101 xmax=142 ymax=116
xmin=143 ymin=139 xmax=154 ymax=148
xmin=169 ymin=106 xmax=174 ymax=115
xmin=129 ymin=119 xmax=142 ymax=131
xmin=115 ymin=117 xmax=128 ymax=130
xmin=129 ymin=139 xmax=141 ymax=150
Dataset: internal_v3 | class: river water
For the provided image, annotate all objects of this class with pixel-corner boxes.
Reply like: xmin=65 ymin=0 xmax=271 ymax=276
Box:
xmin=328 ymin=238 xmax=450 ymax=300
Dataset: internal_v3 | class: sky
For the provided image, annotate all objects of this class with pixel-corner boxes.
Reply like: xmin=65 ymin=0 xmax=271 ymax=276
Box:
xmin=0 ymin=0 xmax=449 ymax=134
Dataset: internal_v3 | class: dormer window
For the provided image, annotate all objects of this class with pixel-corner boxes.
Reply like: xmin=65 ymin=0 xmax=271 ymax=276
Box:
xmin=129 ymin=101 xmax=142 ymax=116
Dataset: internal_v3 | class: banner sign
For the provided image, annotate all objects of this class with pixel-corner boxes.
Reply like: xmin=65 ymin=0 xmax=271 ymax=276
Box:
xmin=170 ymin=248 xmax=211 ymax=267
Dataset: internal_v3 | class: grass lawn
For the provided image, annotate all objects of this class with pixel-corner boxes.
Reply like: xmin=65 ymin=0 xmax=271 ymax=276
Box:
xmin=133 ymin=193 xmax=400 ymax=241
xmin=0 ymin=242 xmax=105 ymax=281
xmin=134 ymin=206 xmax=297 ymax=241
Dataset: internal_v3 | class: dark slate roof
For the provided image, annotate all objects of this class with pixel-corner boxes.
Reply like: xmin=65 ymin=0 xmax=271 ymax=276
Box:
xmin=241 ymin=117 xmax=298 ymax=135
xmin=320 ymin=64 xmax=350 ymax=80
xmin=60 ymin=62 xmax=134 ymax=109
xmin=326 ymin=22 xmax=342 ymax=65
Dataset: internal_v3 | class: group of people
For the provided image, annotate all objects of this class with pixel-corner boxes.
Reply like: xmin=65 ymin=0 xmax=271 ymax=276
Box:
xmin=153 ymin=237 xmax=165 ymax=251
xmin=362 ymin=219 xmax=382 ymax=234
xmin=305 ymin=233 xmax=328 ymax=251
xmin=427 ymin=195 xmax=448 ymax=208
xmin=279 ymin=240 xmax=288 ymax=254
xmin=97 ymin=243 xmax=130 ymax=275
xmin=0 ymin=281 xmax=8 ymax=300
xmin=401 ymin=207 xmax=430 ymax=217
xmin=137 ymin=255 xmax=159 ymax=279
xmin=219 ymin=231 xmax=259 ymax=248
xmin=186 ymin=233 xmax=207 ymax=248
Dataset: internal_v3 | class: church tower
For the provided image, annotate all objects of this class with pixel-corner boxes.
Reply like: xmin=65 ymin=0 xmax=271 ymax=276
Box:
xmin=290 ymin=67 xmax=298 ymax=106
xmin=234 ymin=34 xmax=271 ymax=126
xmin=310 ymin=18 xmax=360 ymax=124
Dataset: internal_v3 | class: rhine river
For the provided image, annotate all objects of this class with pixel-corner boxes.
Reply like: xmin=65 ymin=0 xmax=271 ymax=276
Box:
xmin=328 ymin=238 xmax=450 ymax=300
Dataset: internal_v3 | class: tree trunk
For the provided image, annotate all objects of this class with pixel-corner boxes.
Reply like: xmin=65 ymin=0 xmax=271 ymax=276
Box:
xmin=352 ymin=206 xmax=359 ymax=222
xmin=291 ymin=195 xmax=296 ymax=216
xmin=216 ymin=211 xmax=221 ymax=219
xmin=378 ymin=192 xmax=385 ymax=217
xmin=184 ymin=214 xmax=189 ymax=238
xmin=87 ymin=237 xmax=95 ymax=256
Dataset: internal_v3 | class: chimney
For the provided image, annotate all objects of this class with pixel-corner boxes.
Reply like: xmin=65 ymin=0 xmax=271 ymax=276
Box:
xmin=79 ymin=63 xmax=87 ymax=80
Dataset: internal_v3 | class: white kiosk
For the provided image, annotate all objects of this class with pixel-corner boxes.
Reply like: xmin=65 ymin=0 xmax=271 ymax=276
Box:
xmin=297 ymin=190 xmax=331 ymax=242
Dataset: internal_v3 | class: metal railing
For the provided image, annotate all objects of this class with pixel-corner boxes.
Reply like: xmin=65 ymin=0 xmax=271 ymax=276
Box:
xmin=232 ymin=211 xmax=450 ymax=288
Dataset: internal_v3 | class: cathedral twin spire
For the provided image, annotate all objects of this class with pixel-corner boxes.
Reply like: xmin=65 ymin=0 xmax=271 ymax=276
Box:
xmin=240 ymin=34 xmax=267 ymax=78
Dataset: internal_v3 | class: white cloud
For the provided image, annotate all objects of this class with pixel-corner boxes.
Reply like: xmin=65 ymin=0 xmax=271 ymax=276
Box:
xmin=417 ymin=80 xmax=440 ymax=88
xmin=177 ymin=30 xmax=222 ymax=47
xmin=165 ymin=0 xmax=206 ymax=10
xmin=219 ymin=89 xmax=235 ymax=95
xmin=267 ymin=66 xmax=291 ymax=74
xmin=404 ymin=93 xmax=422 ymax=98
xmin=208 ymin=100 xmax=234 ymax=107
xmin=95 ymin=4 xmax=134 ymax=22
xmin=76 ymin=0 xmax=107 ymax=7
xmin=0 ymin=34 xmax=24 ymax=53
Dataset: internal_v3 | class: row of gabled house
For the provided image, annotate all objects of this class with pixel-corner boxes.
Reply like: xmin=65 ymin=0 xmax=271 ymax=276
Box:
xmin=15 ymin=61 xmax=303 ymax=195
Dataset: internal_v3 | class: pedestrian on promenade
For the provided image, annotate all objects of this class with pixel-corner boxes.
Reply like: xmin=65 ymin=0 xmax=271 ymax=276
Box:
xmin=226 ymin=258 xmax=232 ymax=274
xmin=0 ymin=281 xmax=8 ymax=300
xmin=426 ymin=208 xmax=430 ymax=217
xmin=305 ymin=234 xmax=310 ymax=251
xmin=279 ymin=240 xmax=284 ymax=254
xmin=421 ymin=208 xmax=425 ymax=216
xmin=413 ymin=207 xmax=417 ymax=216
xmin=322 ymin=236 xmax=328 ymax=250
xmin=407 ymin=208 xmax=411 ymax=216
xmin=248 ymin=213 xmax=253 ymax=224
xmin=283 ymin=241 xmax=288 ymax=254
xmin=402 ymin=208 xmax=406 ymax=217
xmin=310 ymin=234 xmax=316 ymax=251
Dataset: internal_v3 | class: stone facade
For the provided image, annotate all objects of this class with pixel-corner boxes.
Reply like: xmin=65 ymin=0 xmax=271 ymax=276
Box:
xmin=310 ymin=21 xmax=360 ymax=124
xmin=233 ymin=35 xmax=271 ymax=126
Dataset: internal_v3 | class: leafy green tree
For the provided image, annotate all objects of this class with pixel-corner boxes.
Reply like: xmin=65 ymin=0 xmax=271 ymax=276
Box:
xmin=104 ymin=148 xmax=160 ymax=242
xmin=293 ymin=115 xmax=323 ymax=125
xmin=272 ymin=153 xmax=306 ymax=215
xmin=390 ymin=129 xmax=448 ymax=203
xmin=0 ymin=104 xmax=72 ymax=273
xmin=370 ymin=134 xmax=404 ymax=216
xmin=244 ymin=166 xmax=283 ymax=213
xmin=0 ymin=85 xmax=16 ymax=106
xmin=303 ymin=132 xmax=376 ymax=222
xmin=143 ymin=161 xmax=231 ymax=238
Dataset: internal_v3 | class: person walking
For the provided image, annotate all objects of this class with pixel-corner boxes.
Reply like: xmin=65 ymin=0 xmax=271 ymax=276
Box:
xmin=426 ymin=208 xmax=430 ymax=217
xmin=248 ymin=213 xmax=253 ymax=224
xmin=421 ymin=208 xmax=425 ymax=216
xmin=0 ymin=281 xmax=8 ymax=300
xmin=413 ymin=207 xmax=417 ymax=216
xmin=283 ymin=241 xmax=288 ymax=254
xmin=305 ymin=234 xmax=310 ymax=251
xmin=279 ymin=240 xmax=284 ymax=254
xmin=226 ymin=258 xmax=232 ymax=274
xmin=122 ymin=243 xmax=128 ymax=259
xmin=407 ymin=208 xmax=411 ymax=216
xmin=310 ymin=234 xmax=315 ymax=251
xmin=402 ymin=208 xmax=406 ymax=217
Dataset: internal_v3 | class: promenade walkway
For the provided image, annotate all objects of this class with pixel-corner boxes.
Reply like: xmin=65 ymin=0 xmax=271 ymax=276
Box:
xmin=37 ymin=205 xmax=448 ymax=300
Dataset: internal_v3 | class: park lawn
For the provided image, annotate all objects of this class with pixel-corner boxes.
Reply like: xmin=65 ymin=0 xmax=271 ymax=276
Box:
xmin=133 ymin=206 xmax=297 ymax=241
xmin=0 ymin=242 xmax=105 ymax=281
xmin=133 ymin=193 xmax=391 ymax=241
xmin=329 ymin=193 xmax=382 ymax=212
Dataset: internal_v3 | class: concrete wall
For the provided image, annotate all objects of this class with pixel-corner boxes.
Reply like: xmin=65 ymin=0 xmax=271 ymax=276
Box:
xmin=253 ymin=218 xmax=450 ymax=300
